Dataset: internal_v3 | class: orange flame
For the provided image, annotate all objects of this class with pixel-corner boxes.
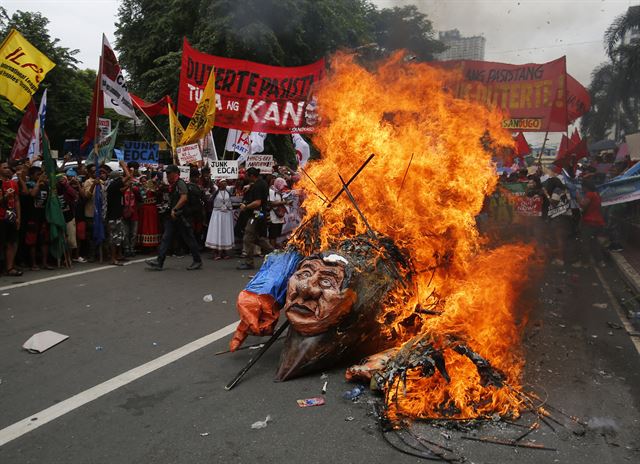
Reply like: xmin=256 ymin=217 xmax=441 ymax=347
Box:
xmin=296 ymin=52 xmax=534 ymax=419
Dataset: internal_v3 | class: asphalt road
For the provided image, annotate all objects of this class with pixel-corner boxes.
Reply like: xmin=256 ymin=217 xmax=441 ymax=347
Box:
xmin=0 ymin=254 xmax=639 ymax=463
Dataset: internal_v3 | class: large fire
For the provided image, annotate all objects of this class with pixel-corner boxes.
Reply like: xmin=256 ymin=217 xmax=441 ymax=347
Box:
xmin=294 ymin=52 xmax=534 ymax=420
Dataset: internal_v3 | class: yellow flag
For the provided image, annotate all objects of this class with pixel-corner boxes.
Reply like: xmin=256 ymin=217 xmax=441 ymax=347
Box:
xmin=0 ymin=29 xmax=55 ymax=110
xmin=168 ymin=103 xmax=184 ymax=155
xmin=179 ymin=68 xmax=216 ymax=145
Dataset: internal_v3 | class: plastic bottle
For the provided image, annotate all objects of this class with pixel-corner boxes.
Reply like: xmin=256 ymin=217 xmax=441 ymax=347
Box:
xmin=342 ymin=385 xmax=365 ymax=400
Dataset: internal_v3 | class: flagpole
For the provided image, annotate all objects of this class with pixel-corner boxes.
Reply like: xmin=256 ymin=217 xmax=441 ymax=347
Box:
xmin=537 ymin=131 xmax=549 ymax=167
xmin=132 ymin=99 xmax=171 ymax=148
xmin=93 ymin=36 xmax=103 ymax=165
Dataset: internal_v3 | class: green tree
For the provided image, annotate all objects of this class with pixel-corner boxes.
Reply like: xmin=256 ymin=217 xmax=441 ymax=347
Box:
xmin=115 ymin=0 xmax=443 ymax=165
xmin=0 ymin=8 xmax=95 ymax=152
xmin=367 ymin=5 xmax=445 ymax=61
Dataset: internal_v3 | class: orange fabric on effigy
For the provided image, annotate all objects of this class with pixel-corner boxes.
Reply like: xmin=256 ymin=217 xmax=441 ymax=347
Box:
xmin=229 ymin=290 xmax=280 ymax=351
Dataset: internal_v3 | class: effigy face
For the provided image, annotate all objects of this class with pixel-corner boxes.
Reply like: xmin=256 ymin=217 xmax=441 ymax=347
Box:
xmin=283 ymin=256 xmax=357 ymax=336
xmin=275 ymin=241 xmax=412 ymax=381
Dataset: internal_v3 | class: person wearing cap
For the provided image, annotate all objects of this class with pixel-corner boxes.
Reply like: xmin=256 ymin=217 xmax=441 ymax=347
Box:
xmin=146 ymin=165 xmax=202 ymax=270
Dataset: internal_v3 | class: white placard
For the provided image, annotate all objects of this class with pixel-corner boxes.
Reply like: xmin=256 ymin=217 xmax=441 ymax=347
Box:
xmin=176 ymin=143 xmax=202 ymax=165
xmin=246 ymin=154 xmax=274 ymax=174
xmin=178 ymin=166 xmax=191 ymax=182
xmin=211 ymin=160 xmax=239 ymax=179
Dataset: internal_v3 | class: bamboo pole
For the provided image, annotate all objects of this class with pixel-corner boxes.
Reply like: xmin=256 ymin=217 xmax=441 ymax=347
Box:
xmin=132 ymin=99 xmax=171 ymax=148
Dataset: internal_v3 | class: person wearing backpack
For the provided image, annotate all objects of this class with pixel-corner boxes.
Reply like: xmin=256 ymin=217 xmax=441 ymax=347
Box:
xmin=146 ymin=165 xmax=202 ymax=271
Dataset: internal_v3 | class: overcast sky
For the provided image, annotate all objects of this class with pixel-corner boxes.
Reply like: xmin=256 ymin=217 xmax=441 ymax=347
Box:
xmin=4 ymin=0 xmax=638 ymax=144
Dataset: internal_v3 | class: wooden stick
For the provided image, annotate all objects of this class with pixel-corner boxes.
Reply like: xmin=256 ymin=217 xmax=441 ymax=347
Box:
xmin=132 ymin=99 xmax=172 ymax=148
xmin=300 ymin=167 xmax=329 ymax=202
xmin=461 ymin=436 xmax=556 ymax=451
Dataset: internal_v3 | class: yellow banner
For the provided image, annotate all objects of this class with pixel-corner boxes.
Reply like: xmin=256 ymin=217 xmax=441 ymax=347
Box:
xmin=179 ymin=68 xmax=216 ymax=145
xmin=168 ymin=103 xmax=184 ymax=154
xmin=0 ymin=29 xmax=55 ymax=110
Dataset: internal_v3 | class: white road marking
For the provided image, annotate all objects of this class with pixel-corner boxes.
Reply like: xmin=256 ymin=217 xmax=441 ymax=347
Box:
xmin=0 ymin=258 xmax=148 ymax=292
xmin=0 ymin=321 xmax=238 ymax=447
xmin=594 ymin=266 xmax=640 ymax=356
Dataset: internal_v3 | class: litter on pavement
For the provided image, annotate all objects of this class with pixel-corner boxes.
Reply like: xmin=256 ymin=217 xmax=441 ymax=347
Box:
xmin=22 ymin=331 xmax=69 ymax=353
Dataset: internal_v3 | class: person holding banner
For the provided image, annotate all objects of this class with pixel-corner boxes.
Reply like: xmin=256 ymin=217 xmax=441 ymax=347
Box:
xmin=146 ymin=165 xmax=202 ymax=271
xmin=205 ymin=179 xmax=234 ymax=259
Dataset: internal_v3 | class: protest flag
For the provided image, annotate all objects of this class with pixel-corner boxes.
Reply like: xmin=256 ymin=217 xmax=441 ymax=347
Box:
xmin=292 ymin=133 xmax=310 ymax=168
xmin=101 ymin=35 xmax=138 ymax=120
xmin=27 ymin=88 xmax=48 ymax=159
xmin=568 ymin=129 xmax=588 ymax=159
xmin=42 ymin=127 xmax=66 ymax=260
xmin=168 ymin=103 xmax=185 ymax=155
xmin=513 ymin=132 xmax=530 ymax=156
xmin=87 ymin=122 xmax=119 ymax=165
xmin=81 ymin=71 xmax=104 ymax=149
xmin=10 ymin=98 xmax=37 ymax=160
xmin=180 ymin=68 xmax=216 ymax=145
xmin=130 ymin=94 xmax=173 ymax=117
xmin=0 ymin=29 xmax=55 ymax=110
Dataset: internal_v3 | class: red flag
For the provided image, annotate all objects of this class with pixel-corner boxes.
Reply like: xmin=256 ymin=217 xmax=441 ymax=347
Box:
xmin=557 ymin=134 xmax=569 ymax=158
xmin=567 ymin=130 xmax=588 ymax=159
xmin=81 ymin=73 xmax=104 ymax=149
xmin=130 ymin=94 xmax=174 ymax=117
xmin=567 ymin=75 xmax=591 ymax=123
xmin=9 ymin=98 xmax=37 ymax=160
xmin=514 ymin=132 xmax=530 ymax=156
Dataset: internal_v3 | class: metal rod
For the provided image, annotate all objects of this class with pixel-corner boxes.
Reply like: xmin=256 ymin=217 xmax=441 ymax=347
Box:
xmin=224 ymin=321 xmax=290 ymax=390
xmin=301 ymin=167 xmax=330 ymax=202
xmin=328 ymin=153 xmax=374 ymax=205
xmin=215 ymin=342 xmax=265 ymax=356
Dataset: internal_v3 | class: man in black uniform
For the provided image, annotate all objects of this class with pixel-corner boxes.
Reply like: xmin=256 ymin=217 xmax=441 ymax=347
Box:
xmin=236 ymin=167 xmax=274 ymax=270
xmin=146 ymin=165 xmax=202 ymax=270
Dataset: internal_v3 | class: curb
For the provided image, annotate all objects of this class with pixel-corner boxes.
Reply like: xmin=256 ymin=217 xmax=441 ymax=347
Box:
xmin=608 ymin=251 xmax=640 ymax=296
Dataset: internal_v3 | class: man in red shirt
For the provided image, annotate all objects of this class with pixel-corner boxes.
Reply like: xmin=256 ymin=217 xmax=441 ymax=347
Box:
xmin=576 ymin=180 xmax=606 ymax=267
xmin=0 ymin=162 xmax=22 ymax=276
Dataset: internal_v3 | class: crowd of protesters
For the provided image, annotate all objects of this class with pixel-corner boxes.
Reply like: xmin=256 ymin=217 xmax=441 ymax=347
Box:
xmin=480 ymin=156 xmax=625 ymax=268
xmin=0 ymin=156 xmax=302 ymax=277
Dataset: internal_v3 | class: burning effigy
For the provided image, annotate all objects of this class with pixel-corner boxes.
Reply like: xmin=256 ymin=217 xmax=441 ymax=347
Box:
xmin=229 ymin=52 xmax=535 ymax=422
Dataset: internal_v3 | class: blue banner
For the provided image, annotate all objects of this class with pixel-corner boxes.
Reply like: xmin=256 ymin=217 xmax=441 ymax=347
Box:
xmin=123 ymin=141 xmax=159 ymax=164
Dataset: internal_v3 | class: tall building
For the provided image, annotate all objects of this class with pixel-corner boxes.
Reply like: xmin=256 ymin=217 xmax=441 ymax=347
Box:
xmin=435 ymin=29 xmax=486 ymax=61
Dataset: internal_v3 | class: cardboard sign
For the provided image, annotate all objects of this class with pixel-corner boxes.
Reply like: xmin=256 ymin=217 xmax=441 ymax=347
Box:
xmin=176 ymin=143 xmax=202 ymax=165
xmin=512 ymin=195 xmax=542 ymax=216
xmin=211 ymin=160 xmax=239 ymax=179
xmin=123 ymin=141 xmax=159 ymax=164
xmin=98 ymin=118 xmax=111 ymax=139
xmin=178 ymin=165 xmax=191 ymax=181
xmin=626 ymin=133 xmax=640 ymax=161
xmin=246 ymin=154 xmax=274 ymax=174
xmin=548 ymin=201 xmax=570 ymax=218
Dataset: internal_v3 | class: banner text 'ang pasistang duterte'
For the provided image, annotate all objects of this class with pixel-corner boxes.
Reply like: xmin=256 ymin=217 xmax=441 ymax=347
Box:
xmin=178 ymin=39 xmax=325 ymax=134
xmin=439 ymin=57 xmax=576 ymax=132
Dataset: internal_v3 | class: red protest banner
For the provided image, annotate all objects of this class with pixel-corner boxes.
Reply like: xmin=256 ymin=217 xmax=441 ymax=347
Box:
xmin=439 ymin=57 xmax=568 ymax=132
xmin=566 ymin=74 xmax=590 ymax=124
xmin=178 ymin=39 xmax=325 ymax=134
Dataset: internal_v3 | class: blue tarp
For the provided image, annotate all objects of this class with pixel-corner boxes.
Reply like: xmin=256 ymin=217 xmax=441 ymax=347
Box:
xmin=245 ymin=251 xmax=303 ymax=306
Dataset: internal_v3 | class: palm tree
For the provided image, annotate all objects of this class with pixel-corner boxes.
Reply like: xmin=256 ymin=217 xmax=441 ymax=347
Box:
xmin=582 ymin=6 xmax=640 ymax=140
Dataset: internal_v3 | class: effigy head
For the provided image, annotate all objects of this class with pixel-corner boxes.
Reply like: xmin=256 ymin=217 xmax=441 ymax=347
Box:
xmin=283 ymin=253 xmax=357 ymax=336
xmin=275 ymin=236 xmax=413 ymax=381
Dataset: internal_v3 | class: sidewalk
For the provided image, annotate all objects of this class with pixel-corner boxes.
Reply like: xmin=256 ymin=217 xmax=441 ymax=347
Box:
xmin=607 ymin=242 xmax=640 ymax=334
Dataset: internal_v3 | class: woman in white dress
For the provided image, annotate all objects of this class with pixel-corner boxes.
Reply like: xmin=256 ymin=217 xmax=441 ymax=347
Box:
xmin=205 ymin=179 xmax=234 ymax=259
